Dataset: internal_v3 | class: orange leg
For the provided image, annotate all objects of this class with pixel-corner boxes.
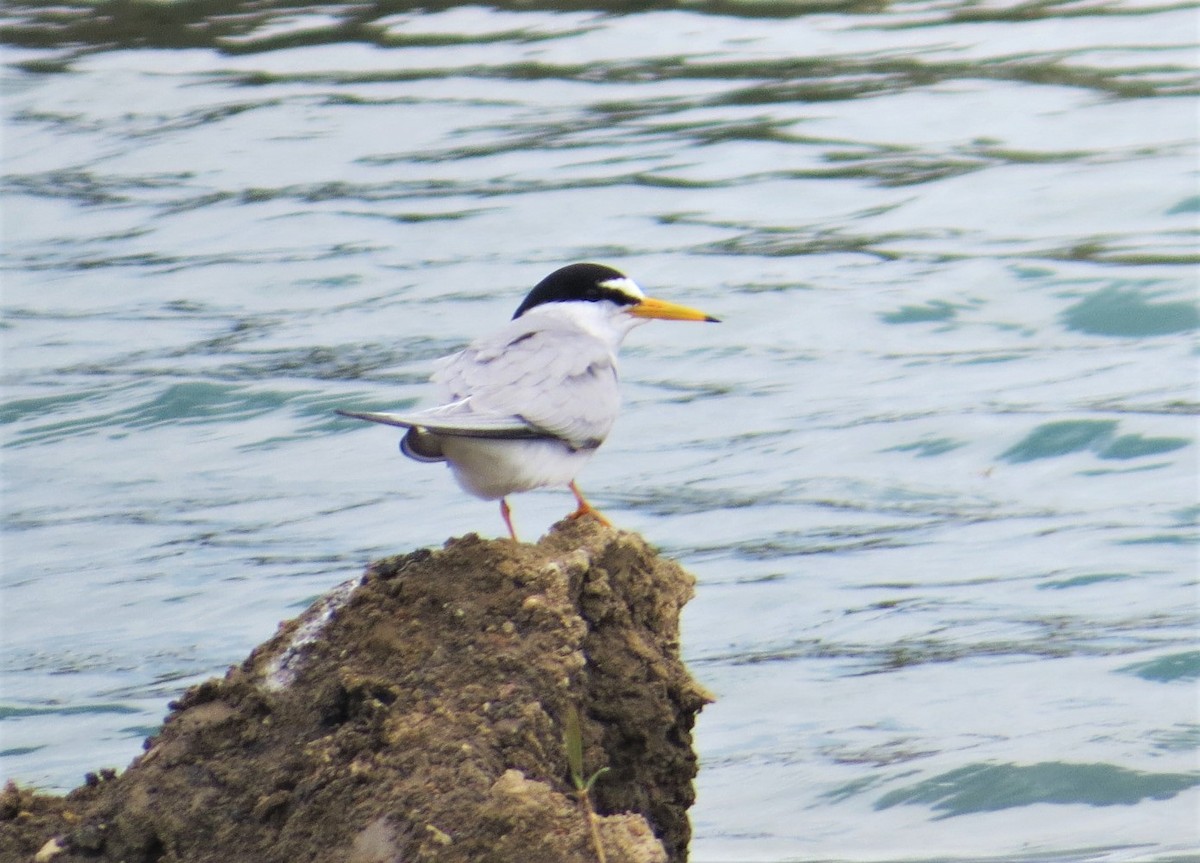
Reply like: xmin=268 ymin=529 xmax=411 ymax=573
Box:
xmin=568 ymin=480 xmax=612 ymax=527
xmin=500 ymin=497 xmax=519 ymax=542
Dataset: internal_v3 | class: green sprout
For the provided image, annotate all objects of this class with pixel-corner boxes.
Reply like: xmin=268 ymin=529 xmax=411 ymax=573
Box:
xmin=565 ymin=704 xmax=610 ymax=863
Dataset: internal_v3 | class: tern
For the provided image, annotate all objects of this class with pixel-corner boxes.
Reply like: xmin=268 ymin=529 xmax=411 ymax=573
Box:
xmin=337 ymin=262 xmax=719 ymax=540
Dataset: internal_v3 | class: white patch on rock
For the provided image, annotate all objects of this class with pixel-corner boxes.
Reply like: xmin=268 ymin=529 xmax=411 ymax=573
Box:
xmin=260 ymin=577 xmax=359 ymax=692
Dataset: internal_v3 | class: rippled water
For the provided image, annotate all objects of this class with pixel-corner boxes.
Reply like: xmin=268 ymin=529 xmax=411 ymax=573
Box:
xmin=2 ymin=1 xmax=1198 ymax=860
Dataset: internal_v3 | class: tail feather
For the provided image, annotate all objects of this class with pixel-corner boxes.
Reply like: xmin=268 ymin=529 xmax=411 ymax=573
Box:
xmin=335 ymin=409 xmax=418 ymax=429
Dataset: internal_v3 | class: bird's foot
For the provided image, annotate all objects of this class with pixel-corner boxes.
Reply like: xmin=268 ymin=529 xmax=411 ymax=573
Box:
xmin=568 ymin=481 xmax=612 ymax=527
xmin=568 ymin=504 xmax=612 ymax=527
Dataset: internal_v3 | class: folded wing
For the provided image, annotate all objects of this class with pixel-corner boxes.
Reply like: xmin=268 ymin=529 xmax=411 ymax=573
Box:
xmin=334 ymin=407 xmax=540 ymax=439
xmin=433 ymin=317 xmax=620 ymax=448
xmin=337 ymin=315 xmax=621 ymax=457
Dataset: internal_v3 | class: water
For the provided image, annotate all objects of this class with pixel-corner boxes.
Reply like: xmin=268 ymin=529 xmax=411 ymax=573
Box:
xmin=2 ymin=1 xmax=1198 ymax=860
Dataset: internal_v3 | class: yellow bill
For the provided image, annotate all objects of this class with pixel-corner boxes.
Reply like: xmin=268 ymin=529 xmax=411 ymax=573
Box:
xmin=630 ymin=296 xmax=720 ymax=323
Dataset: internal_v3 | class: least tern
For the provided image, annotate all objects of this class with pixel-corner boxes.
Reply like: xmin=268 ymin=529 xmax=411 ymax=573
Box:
xmin=337 ymin=262 xmax=719 ymax=540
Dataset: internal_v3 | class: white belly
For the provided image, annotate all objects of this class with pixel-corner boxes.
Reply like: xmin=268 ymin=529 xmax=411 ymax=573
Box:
xmin=440 ymin=437 xmax=598 ymax=500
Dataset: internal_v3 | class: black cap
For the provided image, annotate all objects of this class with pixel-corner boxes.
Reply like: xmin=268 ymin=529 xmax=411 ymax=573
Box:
xmin=512 ymin=263 xmax=641 ymax=319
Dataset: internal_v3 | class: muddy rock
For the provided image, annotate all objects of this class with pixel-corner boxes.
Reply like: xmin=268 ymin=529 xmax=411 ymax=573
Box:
xmin=0 ymin=519 xmax=711 ymax=863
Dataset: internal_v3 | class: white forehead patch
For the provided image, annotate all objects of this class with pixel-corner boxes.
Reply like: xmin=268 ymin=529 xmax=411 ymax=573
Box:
xmin=600 ymin=276 xmax=645 ymax=302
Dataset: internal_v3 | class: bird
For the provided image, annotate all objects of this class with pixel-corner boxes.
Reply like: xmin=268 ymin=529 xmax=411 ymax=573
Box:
xmin=337 ymin=262 xmax=719 ymax=541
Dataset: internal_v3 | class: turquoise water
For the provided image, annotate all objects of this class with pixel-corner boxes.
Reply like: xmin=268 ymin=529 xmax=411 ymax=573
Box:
xmin=2 ymin=1 xmax=1198 ymax=860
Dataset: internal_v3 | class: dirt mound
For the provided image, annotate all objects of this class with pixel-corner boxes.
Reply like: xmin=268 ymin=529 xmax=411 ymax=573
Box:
xmin=0 ymin=519 xmax=711 ymax=863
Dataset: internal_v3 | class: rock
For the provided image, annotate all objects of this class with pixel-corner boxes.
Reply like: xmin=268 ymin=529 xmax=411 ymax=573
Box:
xmin=33 ymin=837 xmax=64 ymax=862
xmin=0 ymin=519 xmax=710 ymax=863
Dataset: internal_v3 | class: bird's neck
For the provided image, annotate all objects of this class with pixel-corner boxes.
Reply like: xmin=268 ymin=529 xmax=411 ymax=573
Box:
xmin=528 ymin=302 xmax=643 ymax=351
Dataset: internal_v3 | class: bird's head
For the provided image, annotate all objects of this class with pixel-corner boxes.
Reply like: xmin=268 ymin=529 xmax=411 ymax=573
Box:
xmin=512 ymin=263 xmax=720 ymax=333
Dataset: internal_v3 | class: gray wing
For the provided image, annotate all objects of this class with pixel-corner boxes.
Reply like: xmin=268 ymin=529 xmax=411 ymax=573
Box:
xmin=335 ymin=404 xmax=541 ymax=439
xmin=432 ymin=317 xmax=620 ymax=449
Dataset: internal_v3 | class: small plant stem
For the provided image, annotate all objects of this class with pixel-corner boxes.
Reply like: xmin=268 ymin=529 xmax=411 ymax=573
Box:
xmin=578 ymin=788 xmax=607 ymax=863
